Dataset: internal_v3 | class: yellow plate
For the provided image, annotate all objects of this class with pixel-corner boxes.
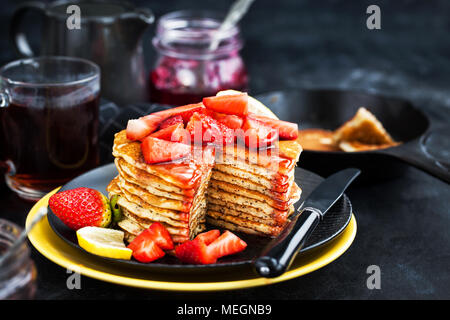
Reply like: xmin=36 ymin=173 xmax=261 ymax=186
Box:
xmin=27 ymin=188 xmax=357 ymax=291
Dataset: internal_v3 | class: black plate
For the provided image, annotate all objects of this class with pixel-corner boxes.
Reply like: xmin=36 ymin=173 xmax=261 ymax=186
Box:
xmin=48 ymin=163 xmax=353 ymax=273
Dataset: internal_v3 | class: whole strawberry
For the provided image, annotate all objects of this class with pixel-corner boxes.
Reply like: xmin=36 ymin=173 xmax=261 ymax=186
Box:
xmin=49 ymin=187 xmax=111 ymax=230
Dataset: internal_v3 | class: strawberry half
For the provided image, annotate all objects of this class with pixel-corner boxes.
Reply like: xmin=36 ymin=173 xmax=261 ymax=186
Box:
xmin=159 ymin=115 xmax=183 ymax=130
xmin=248 ymin=114 xmax=299 ymax=140
xmin=141 ymin=136 xmax=191 ymax=164
xmin=213 ymin=112 xmax=244 ymax=129
xmin=195 ymin=229 xmax=220 ymax=245
xmin=242 ymin=117 xmax=279 ymax=149
xmin=175 ymin=238 xmax=217 ymax=264
xmin=127 ymin=230 xmax=165 ymax=263
xmin=48 ymin=187 xmax=111 ymax=231
xmin=126 ymin=104 xmax=205 ymax=141
xmin=150 ymin=123 xmax=184 ymax=142
xmin=126 ymin=119 xmax=155 ymax=141
xmin=186 ymin=112 xmax=235 ymax=145
xmin=145 ymin=222 xmax=174 ymax=250
xmin=206 ymin=231 xmax=247 ymax=259
xmin=203 ymin=93 xmax=248 ymax=116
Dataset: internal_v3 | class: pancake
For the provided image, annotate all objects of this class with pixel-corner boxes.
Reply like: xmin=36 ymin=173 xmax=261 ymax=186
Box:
xmin=206 ymin=211 xmax=283 ymax=236
xmin=108 ymin=178 xmax=190 ymax=223
xmin=116 ymin=158 xmax=191 ymax=200
xmin=208 ymin=179 xmax=300 ymax=211
xmin=211 ymin=169 xmax=294 ymax=202
xmin=113 ymin=130 xmax=215 ymax=190
xmin=334 ymin=107 xmax=397 ymax=146
xmin=207 ymin=197 xmax=288 ymax=222
xmin=339 ymin=140 xmax=398 ymax=152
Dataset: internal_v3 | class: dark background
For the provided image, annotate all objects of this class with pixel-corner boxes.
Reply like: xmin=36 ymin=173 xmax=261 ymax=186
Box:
xmin=1 ymin=0 xmax=449 ymax=300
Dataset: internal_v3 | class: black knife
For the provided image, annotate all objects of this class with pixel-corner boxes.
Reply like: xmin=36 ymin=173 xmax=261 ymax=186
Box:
xmin=253 ymin=168 xmax=361 ymax=278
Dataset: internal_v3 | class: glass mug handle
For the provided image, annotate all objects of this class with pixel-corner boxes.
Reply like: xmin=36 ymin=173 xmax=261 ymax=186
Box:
xmin=9 ymin=2 xmax=46 ymax=57
xmin=0 ymin=90 xmax=10 ymax=108
xmin=0 ymin=90 xmax=11 ymax=176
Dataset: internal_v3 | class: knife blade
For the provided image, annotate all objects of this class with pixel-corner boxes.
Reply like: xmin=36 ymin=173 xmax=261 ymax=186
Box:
xmin=253 ymin=168 xmax=360 ymax=278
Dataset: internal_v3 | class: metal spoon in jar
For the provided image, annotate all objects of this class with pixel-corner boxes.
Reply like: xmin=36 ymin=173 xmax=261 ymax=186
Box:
xmin=0 ymin=207 xmax=47 ymax=266
xmin=208 ymin=0 xmax=256 ymax=51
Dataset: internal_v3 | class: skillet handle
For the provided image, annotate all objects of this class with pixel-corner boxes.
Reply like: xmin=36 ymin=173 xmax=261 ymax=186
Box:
xmin=253 ymin=208 xmax=321 ymax=278
xmin=382 ymin=138 xmax=450 ymax=184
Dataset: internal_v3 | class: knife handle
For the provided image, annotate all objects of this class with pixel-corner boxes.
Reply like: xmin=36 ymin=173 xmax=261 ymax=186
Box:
xmin=254 ymin=207 xmax=322 ymax=278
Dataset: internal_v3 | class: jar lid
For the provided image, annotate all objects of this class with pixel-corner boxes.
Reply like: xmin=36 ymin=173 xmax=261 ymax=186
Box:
xmin=153 ymin=10 xmax=243 ymax=60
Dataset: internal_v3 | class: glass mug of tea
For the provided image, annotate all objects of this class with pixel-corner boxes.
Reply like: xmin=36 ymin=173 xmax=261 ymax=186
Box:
xmin=0 ymin=56 xmax=100 ymax=201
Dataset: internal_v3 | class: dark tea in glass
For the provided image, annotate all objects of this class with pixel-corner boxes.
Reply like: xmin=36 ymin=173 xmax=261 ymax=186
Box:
xmin=0 ymin=57 xmax=100 ymax=200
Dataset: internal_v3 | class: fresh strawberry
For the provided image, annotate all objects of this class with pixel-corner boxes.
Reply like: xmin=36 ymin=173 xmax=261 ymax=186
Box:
xmin=242 ymin=117 xmax=279 ymax=148
xmin=146 ymin=222 xmax=174 ymax=250
xmin=203 ymin=93 xmax=248 ymax=116
xmin=195 ymin=230 xmax=220 ymax=245
xmin=127 ymin=230 xmax=165 ymax=263
xmin=150 ymin=123 xmax=183 ymax=141
xmin=186 ymin=112 xmax=235 ymax=145
xmin=206 ymin=231 xmax=247 ymax=259
xmin=126 ymin=104 xmax=205 ymax=141
xmin=159 ymin=115 xmax=183 ymax=130
xmin=175 ymin=238 xmax=217 ymax=264
xmin=248 ymin=114 xmax=298 ymax=140
xmin=48 ymin=187 xmax=111 ymax=231
xmin=141 ymin=136 xmax=191 ymax=164
xmin=150 ymin=123 xmax=191 ymax=144
xmin=172 ymin=103 xmax=205 ymax=123
xmin=126 ymin=119 xmax=155 ymax=141
xmin=213 ymin=112 xmax=244 ymax=129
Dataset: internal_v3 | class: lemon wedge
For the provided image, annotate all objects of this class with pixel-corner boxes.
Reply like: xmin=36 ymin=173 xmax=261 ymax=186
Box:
xmin=76 ymin=227 xmax=132 ymax=260
xmin=216 ymin=89 xmax=279 ymax=119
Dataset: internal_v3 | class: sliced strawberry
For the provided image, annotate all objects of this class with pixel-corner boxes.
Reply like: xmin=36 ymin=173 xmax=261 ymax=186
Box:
xmin=186 ymin=112 xmax=234 ymax=145
xmin=126 ymin=104 xmax=205 ymax=141
xmin=206 ymin=231 xmax=247 ymax=259
xmin=203 ymin=93 xmax=248 ymax=116
xmin=149 ymin=103 xmax=205 ymax=124
xmin=159 ymin=115 xmax=183 ymax=130
xmin=127 ymin=230 xmax=165 ymax=263
xmin=173 ymin=103 xmax=205 ymax=123
xmin=150 ymin=123 xmax=183 ymax=141
xmin=195 ymin=230 xmax=220 ymax=245
xmin=146 ymin=222 xmax=174 ymax=250
xmin=141 ymin=136 xmax=191 ymax=164
xmin=248 ymin=114 xmax=298 ymax=140
xmin=126 ymin=119 xmax=154 ymax=141
xmin=175 ymin=238 xmax=217 ymax=264
xmin=242 ymin=117 xmax=279 ymax=149
xmin=213 ymin=112 xmax=244 ymax=129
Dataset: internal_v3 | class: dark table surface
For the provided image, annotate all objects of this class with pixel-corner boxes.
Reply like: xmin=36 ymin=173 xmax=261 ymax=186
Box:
xmin=1 ymin=0 xmax=449 ymax=300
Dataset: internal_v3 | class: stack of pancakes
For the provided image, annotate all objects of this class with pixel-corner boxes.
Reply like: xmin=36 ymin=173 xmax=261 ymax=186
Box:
xmin=108 ymin=130 xmax=302 ymax=243
xmin=107 ymin=130 xmax=215 ymax=243
xmin=206 ymin=140 xmax=302 ymax=237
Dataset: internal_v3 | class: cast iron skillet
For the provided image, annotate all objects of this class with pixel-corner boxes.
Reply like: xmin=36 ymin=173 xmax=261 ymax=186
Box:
xmin=257 ymin=89 xmax=449 ymax=183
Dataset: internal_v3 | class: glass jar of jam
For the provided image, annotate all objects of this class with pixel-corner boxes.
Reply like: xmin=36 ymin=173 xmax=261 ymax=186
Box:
xmin=0 ymin=219 xmax=37 ymax=299
xmin=150 ymin=10 xmax=248 ymax=105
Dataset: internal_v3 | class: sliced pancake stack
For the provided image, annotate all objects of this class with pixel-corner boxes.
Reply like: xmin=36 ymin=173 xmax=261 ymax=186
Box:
xmin=206 ymin=140 xmax=302 ymax=237
xmin=108 ymin=91 xmax=304 ymax=244
xmin=107 ymin=130 xmax=215 ymax=244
